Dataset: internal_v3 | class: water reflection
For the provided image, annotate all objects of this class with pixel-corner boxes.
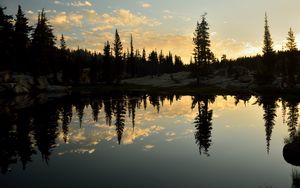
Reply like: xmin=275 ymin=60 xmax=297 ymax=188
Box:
xmin=255 ymin=96 xmax=278 ymax=154
xmin=192 ymin=95 xmax=215 ymax=156
xmin=1 ymin=93 xmax=300 ymax=180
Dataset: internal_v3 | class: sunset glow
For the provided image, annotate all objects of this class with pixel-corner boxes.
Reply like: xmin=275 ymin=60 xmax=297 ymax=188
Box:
xmin=2 ymin=0 xmax=300 ymax=62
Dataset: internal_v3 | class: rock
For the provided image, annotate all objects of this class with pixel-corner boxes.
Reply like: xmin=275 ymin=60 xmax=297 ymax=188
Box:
xmin=0 ymin=71 xmax=12 ymax=82
xmin=14 ymin=95 xmax=35 ymax=109
xmin=12 ymin=74 xmax=34 ymax=94
xmin=36 ymin=76 xmax=49 ymax=90
xmin=283 ymin=142 xmax=300 ymax=166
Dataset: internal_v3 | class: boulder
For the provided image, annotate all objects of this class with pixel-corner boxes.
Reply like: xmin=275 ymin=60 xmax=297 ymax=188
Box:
xmin=36 ymin=76 xmax=49 ymax=90
xmin=0 ymin=71 xmax=12 ymax=82
xmin=12 ymin=75 xmax=34 ymax=94
xmin=283 ymin=142 xmax=300 ymax=166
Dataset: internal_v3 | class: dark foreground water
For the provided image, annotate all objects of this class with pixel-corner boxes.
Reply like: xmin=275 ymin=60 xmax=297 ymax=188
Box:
xmin=1 ymin=93 xmax=300 ymax=188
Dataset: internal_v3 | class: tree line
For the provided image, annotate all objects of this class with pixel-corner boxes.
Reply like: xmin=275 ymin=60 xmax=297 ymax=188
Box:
xmin=0 ymin=6 xmax=185 ymax=84
xmin=2 ymin=5 xmax=300 ymax=87
xmin=192 ymin=13 xmax=300 ymax=88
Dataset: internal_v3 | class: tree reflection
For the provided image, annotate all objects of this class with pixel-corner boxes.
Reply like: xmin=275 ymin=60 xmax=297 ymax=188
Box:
xmin=32 ymin=103 xmax=59 ymax=163
xmin=16 ymin=109 xmax=36 ymax=169
xmin=114 ymin=96 xmax=126 ymax=144
xmin=255 ymin=96 xmax=278 ymax=154
xmin=192 ymin=95 xmax=215 ymax=156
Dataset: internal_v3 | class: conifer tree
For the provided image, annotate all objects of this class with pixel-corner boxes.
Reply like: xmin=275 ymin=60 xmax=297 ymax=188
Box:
xmin=129 ymin=34 xmax=136 ymax=77
xmin=113 ymin=29 xmax=123 ymax=83
xmin=31 ymin=9 xmax=55 ymax=75
xmin=256 ymin=13 xmax=275 ymax=84
xmin=193 ymin=13 xmax=212 ymax=85
xmin=262 ymin=13 xmax=274 ymax=55
xmin=103 ymin=41 xmax=112 ymax=83
xmin=60 ymin=34 xmax=66 ymax=51
xmin=14 ymin=5 xmax=31 ymax=72
xmin=286 ymin=28 xmax=297 ymax=51
xmin=285 ymin=28 xmax=298 ymax=86
xmin=0 ymin=6 xmax=14 ymax=70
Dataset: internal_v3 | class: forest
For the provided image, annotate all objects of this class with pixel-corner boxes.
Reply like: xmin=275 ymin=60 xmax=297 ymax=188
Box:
xmin=1 ymin=5 xmax=300 ymax=91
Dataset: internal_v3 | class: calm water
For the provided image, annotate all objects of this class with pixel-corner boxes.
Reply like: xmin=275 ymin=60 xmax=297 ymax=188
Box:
xmin=1 ymin=93 xmax=300 ymax=188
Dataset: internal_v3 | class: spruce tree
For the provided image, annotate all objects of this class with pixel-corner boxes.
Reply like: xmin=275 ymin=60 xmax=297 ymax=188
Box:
xmin=129 ymin=34 xmax=136 ymax=77
xmin=285 ymin=28 xmax=298 ymax=86
xmin=193 ymin=13 xmax=212 ymax=85
xmin=14 ymin=5 xmax=31 ymax=72
xmin=286 ymin=28 xmax=297 ymax=51
xmin=60 ymin=34 xmax=66 ymax=51
xmin=256 ymin=13 xmax=275 ymax=84
xmin=31 ymin=9 xmax=55 ymax=76
xmin=262 ymin=13 xmax=274 ymax=55
xmin=0 ymin=6 xmax=14 ymax=71
xmin=113 ymin=29 xmax=123 ymax=83
xmin=103 ymin=41 xmax=112 ymax=83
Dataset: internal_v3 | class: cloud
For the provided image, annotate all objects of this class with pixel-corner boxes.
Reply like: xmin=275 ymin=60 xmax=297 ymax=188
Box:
xmin=92 ymin=25 xmax=113 ymax=32
xmin=27 ymin=10 xmax=34 ymax=14
xmin=141 ymin=3 xmax=152 ymax=8
xmin=101 ymin=9 xmax=161 ymax=27
xmin=54 ymin=0 xmax=92 ymax=7
xmin=163 ymin=15 xmax=173 ymax=20
xmin=70 ymin=1 xmax=92 ymax=7
xmin=50 ymin=12 xmax=83 ymax=31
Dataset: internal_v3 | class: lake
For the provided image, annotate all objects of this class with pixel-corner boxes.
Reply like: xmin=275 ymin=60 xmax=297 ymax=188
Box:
xmin=1 ymin=93 xmax=299 ymax=188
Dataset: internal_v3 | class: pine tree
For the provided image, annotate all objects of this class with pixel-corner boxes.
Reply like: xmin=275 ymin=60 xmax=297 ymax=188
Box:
xmin=0 ymin=6 xmax=14 ymax=71
xmin=262 ymin=13 xmax=274 ymax=55
xmin=286 ymin=28 xmax=297 ymax=51
xmin=103 ymin=41 xmax=112 ymax=83
xmin=14 ymin=5 xmax=31 ymax=72
xmin=256 ymin=13 xmax=275 ymax=84
xmin=129 ymin=34 xmax=136 ymax=77
xmin=60 ymin=34 xmax=66 ymax=51
xmin=113 ymin=29 xmax=123 ymax=83
xmin=31 ymin=9 xmax=56 ymax=75
xmin=193 ymin=13 xmax=212 ymax=85
xmin=285 ymin=28 xmax=298 ymax=86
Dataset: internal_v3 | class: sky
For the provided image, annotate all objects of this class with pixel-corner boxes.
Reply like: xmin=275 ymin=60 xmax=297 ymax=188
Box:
xmin=2 ymin=0 xmax=300 ymax=63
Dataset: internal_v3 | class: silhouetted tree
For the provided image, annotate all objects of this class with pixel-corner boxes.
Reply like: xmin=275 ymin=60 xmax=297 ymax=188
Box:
xmin=262 ymin=13 xmax=274 ymax=55
xmin=285 ymin=28 xmax=298 ymax=86
xmin=0 ymin=6 xmax=14 ymax=71
xmin=257 ymin=13 xmax=275 ymax=84
xmin=102 ymin=41 xmax=113 ymax=83
xmin=113 ymin=29 xmax=123 ymax=83
xmin=193 ymin=13 xmax=212 ymax=85
xmin=14 ymin=5 xmax=31 ymax=72
xmin=60 ymin=34 xmax=66 ymax=51
xmin=31 ymin=9 xmax=55 ymax=76
xmin=129 ymin=34 xmax=136 ymax=77
xmin=148 ymin=50 xmax=159 ymax=76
